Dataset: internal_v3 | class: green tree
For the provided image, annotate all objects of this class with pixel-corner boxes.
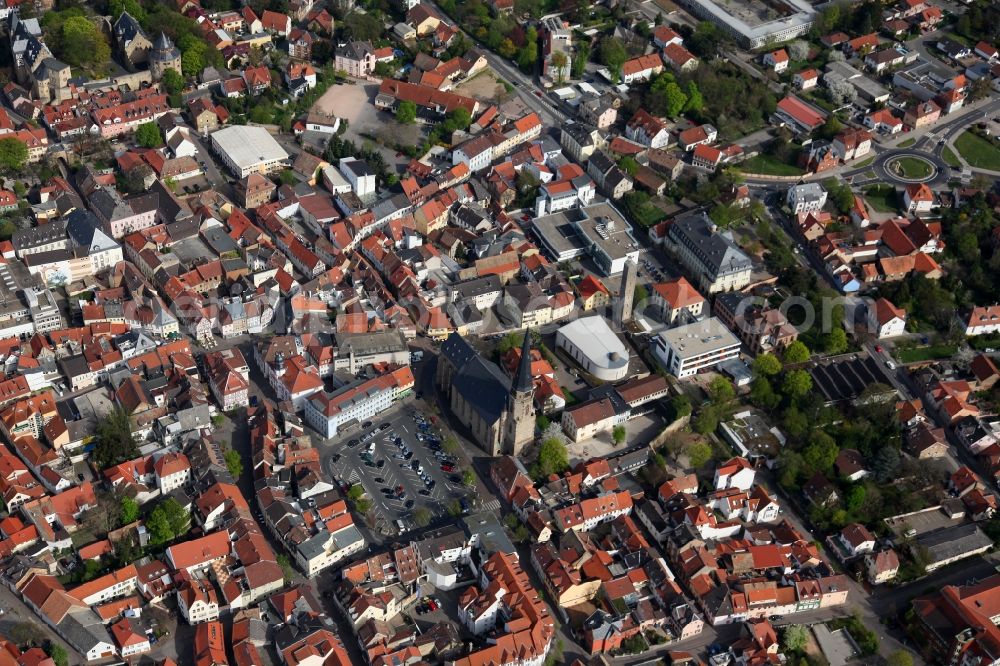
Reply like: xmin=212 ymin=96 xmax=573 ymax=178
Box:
xmin=347 ymin=484 xmax=365 ymax=501
xmin=342 ymin=11 xmax=382 ymax=41
xmin=819 ymin=114 xmax=842 ymax=140
xmin=803 ymin=432 xmax=838 ymax=473
xmin=442 ymin=435 xmax=460 ymax=455
xmin=146 ymin=506 xmax=174 ymax=544
xmin=612 ymin=425 xmax=626 ymax=445
xmin=413 ymin=507 xmax=432 ymax=527
xmin=94 ymin=407 xmax=137 ymax=469
xmin=783 ymin=341 xmax=810 ymax=364
xmin=276 ymin=554 xmax=294 ymax=581
xmin=60 ymin=16 xmax=112 ymax=70
xmin=670 ymin=394 xmax=692 ymax=418
xmin=845 ymin=484 xmax=866 ymax=512
xmin=499 ymin=38 xmax=518 ymax=59
xmin=662 ymin=81 xmax=688 ymax=118
xmin=448 ymin=500 xmax=463 ymax=517
xmin=181 ymin=41 xmax=207 ymax=77
xmin=224 ymin=449 xmax=243 ymax=480
xmin=782 ymin=406 xmax=808 ymax=438
xmin=824 ymin=327 xmax=849 ymax=354
xmin=872 ymin=446 xmax=900 ymax=483
xmin=161 ymin=68 xmax=185 ymax=95
xmin=537 ymin=437 xmax=569 ymax=477
xmin=688 ymin=441 xmax=712 ymax=468
xmin=46 ymin=643 xmax=68 ymax=666
xmin=517 ymin=27 xmax=538 ymax=71
xmin=693 ymin=406 xmax=719 ymax=435
xmin=395 ymin=100 xmax=417 ymax=124
xmin=887 ymin=651 xmax=913 ymax=666
xmin=782 ymin=369 xmax=813 ymax=399
xmin=249 ymin=104 xmax=274 ymax=124
xmin=750 ymin=376 xmax=780 ymax=410
xmin=160 ymin=497 xmax=190 ymax=537
xmin=461 ymin=469 xmax=476 ymax=487
xmin=618 ymin=155 xmax=640 ymax=176
xmin=108 ymin=0 xmax=145 ymax=21
xmin=120 ymin=497 xmax=139 ymax=525
xmin=0 ymin=138 xmax=28 ymax=172
xmin=439 ymin=107 xmax=472 ymax=134
xmin=135 ymin=121 xmax=162 ymax=148
xmin=598 ymin=37 xmax=627 ymax=80
xmin=708 ymin=376 xmax=735 ymax=404
xmin=551 ymin=50 xmax=568 ymax=82
xmin=753 ymin=353 xmax=782 ymax=376
xmin=571 ymin=40 xmax=591 ymax=78
xmin=683 ymin=81 xmax=704 ymax=113
xmin=781 ymin=625 xmax=809 ymax=653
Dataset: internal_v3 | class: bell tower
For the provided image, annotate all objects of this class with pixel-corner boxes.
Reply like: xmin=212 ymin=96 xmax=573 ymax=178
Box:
xmin=503 ymin=331 xmax=536 ymax=456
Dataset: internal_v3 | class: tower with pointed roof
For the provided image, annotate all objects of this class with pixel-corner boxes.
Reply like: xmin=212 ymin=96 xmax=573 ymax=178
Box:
xmin=502 ymin=331 xmax=536 ymax=456
xmin=113 ymin=11 xmax=153 ymax=70
xmin=149 ymin=32 xmax=182 ymax=81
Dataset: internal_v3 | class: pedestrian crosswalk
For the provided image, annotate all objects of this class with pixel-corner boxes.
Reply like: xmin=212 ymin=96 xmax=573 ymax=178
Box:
xmin=343 ymin=469 xmax=360 ymax=484
xmin=479 ymin=498 xmax=501 ymax=513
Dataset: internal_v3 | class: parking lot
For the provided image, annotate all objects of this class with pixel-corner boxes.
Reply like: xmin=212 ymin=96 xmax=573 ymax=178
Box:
xmin=325 ymin=403 xmax=480 ymax=536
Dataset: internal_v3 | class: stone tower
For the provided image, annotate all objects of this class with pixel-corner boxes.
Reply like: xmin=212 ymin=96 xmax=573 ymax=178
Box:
xmin=149 ymin=33 xmax=182 ymax=81
xmin=503 ymin=331 xmax=536 ymax=456
xmin=614 ymin=259 xmax=637 ymax=328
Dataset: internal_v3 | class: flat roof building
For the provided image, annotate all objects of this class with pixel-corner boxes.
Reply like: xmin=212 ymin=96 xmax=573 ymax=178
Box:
xmin=651 ymin=317 xmax=741 ymax=378
xmin=555 ymin=315 xmax=630 ymax=382
xmin=673 ymin=0 xmax=815 ymax=48
xmin=531 ymin=202 xmax=640 ymax=276
xmin=210 ymin=125 xmax=289 ymax=178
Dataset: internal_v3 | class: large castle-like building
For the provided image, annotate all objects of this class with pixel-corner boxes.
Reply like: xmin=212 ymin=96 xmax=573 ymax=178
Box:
xmin=437 ymin=332 xmax=535 ymax=456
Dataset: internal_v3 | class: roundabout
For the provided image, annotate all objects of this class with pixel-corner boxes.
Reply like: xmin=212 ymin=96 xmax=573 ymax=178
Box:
xmin=885 ymin=155 xmax=935 ymax=182
xmin=844 ymin=147 xmax=952 ymax=188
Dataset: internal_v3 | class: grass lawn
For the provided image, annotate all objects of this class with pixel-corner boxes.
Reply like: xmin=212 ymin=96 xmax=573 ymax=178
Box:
xmin=941 ymin=145 xmax=961 ymax=168
xmin=892 ymin=157 xmax=933 ymax=179
xmin=739 ymin=153 xmax=804 ymax=176
xmin=897 ymin=344 xmax=959 ymax=364
xmin=863 ymin=185 xmax=899 ymax=213
xmin=955 ymin=131 xmax=1000 ymax=171
xmin=853 ymin=155 xmax=876 ymax=169
xmin=898 ymin=138 xmax=916 ymax=148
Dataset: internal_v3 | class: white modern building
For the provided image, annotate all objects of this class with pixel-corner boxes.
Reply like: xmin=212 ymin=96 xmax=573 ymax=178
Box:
xmin=673 ymin=0 xmax=815 ymax=48
xmin=339 ymin=158 xmax=377 ymax=203
xmin=531 ymin=203 xmax=640 ymax=276
xmin=210 ymin=125 xmax=289 ymax=178
xmin=303 ymin=368 xmax=413 ymax=438
xmin=786 ymin=183 xmax=827 ymax=213
xmin=555 ymin=315 xmax=630 ymax=382
xmin=651 ymin=317 xmax=741 ymax=378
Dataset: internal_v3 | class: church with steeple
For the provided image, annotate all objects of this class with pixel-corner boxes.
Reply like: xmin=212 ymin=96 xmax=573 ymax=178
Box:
xmin=437 ymin=331 xmax=536 ymax=456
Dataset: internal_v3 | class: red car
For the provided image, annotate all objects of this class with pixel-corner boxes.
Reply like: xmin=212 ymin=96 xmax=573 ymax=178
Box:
xmin=875 ymin=345 xmax=883 ymax=353
xmin=441 ymin=464 xmax=455 ymax=472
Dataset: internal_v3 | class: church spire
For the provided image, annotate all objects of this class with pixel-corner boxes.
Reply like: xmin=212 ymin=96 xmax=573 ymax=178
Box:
xmin=514 ymin=330 xmax=533 ymax=394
